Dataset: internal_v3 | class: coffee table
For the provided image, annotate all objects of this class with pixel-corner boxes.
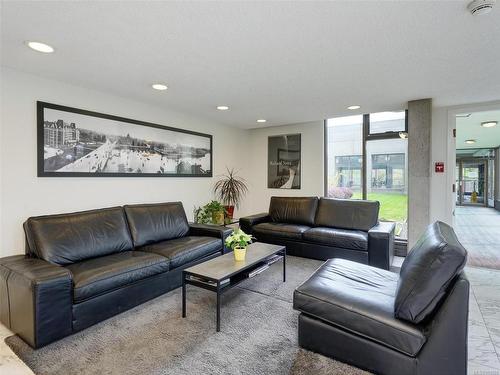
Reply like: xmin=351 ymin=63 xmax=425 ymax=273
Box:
xmin=182 ymin=242 xmax=286 ymax=332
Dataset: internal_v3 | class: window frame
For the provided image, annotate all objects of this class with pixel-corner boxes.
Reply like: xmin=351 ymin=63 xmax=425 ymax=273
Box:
xmin=324 ymin=110 xmax=409 ymax=245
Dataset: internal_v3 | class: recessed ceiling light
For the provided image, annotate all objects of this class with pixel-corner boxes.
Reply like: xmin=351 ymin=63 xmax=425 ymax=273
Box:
xmin=216 ymin=106 xmax=229 ymax=111
xmin=347 ymin=105 xmax=361 ymax=110
xmin=152 ymin=83 xmax=168 ymax=91
xmin=257 ymin=119 xmax=267 ymax=123
xmin=25 ymin=41 xmax=55 ymax=53
xmin=481 ymin=121 xmax=498 ymax=128
xmin=465 ymin=139 xmax=476 ymax=144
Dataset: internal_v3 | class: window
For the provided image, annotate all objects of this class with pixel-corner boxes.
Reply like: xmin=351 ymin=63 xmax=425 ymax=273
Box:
xmin=371 ymin=153 xmax=405 ymax=189
xmin=335 ymin=155 xmax=362 ymax=188
xmin=325 ymin=115 xmax=362 ymax=199
xmin=325 ymin=111 xmax=408 ymax=239
xmin=369 ymin=111 xmax=406 ymax=135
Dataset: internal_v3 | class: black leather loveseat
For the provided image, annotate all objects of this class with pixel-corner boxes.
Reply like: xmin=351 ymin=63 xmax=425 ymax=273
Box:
xmin=294 ymin=221 xmax=469 ymax=375
xmin=0 ymin=202 xmax=231 ymax=348
xmin=240 ymin=196 xmax=395 ymax=270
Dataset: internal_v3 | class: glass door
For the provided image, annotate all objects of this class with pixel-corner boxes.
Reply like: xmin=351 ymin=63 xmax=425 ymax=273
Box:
xmin=457 ymin=160 xmax=488 ymax=206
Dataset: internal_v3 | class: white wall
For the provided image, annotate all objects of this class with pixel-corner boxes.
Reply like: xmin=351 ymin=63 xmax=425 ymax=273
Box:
xmin=245 ymin=121 xmax=324 ymax=213
xmin=0 ymin=67 xmax=249 ymax=256
xmin=430 ymin=106 xmax=453 ymax=224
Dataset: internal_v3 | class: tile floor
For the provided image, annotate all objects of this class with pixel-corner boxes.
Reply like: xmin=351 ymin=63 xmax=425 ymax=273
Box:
xmin=1 ymin=259 xmax=499 ymax=374
xmin=455 ymin=206 xmax=500 ymax=269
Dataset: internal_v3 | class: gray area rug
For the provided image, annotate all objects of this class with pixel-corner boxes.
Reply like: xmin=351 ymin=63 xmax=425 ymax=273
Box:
xmin=6 ymin=256 xmax=370 ymax=375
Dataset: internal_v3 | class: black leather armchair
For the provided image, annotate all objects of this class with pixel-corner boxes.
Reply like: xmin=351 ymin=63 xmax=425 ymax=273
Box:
xmin=293 ymin=221 xmax=469 ymax=375
xmin=240 ymin=196 xmax=395 ymax=270
xmin=0 ymin=202 xmax=231 ymax=348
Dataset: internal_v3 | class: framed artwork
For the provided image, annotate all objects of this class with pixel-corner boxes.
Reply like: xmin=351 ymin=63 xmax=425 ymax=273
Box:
xmin=267 ymin=134 xmax=301 ymax=189
xmin=37 ymin=101 xmax=212 ymax=177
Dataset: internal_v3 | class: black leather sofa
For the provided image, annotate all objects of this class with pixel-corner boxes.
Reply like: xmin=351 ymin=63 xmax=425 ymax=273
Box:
xmin=0 ymin=202 xmax=231 ymax=348
xmin=293 ymin=221 xmax=469 ymax=375
xmin=240 ymin=196 xmax=395 ymax=270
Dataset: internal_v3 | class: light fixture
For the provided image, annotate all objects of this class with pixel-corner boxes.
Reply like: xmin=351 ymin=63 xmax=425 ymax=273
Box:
xmin=468 ymin=0 xmax=495 ymax=15
xmin=257 ymin=119 xmax=267 ymax=123
xmin=465 ymin=139 xmax=476 ymax=144
xmin=399 ymin=131 xmax=408 ymax=139
xmin=481 ymin=121 xmax=498 ymax=128
xmin=216 ymin=106 xmax=229 ymax=111
xmin=25 ymin=41 xmax=55 ymax=53
xmin=347 ymin=105 xmax=361 ymax=110
xmin=152 ymin=83 xmax=168 ymax=91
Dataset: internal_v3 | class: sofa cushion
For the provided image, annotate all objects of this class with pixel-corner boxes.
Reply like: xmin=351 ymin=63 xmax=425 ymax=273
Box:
xmin=314 ymin=198 xmax=379 ymax=231
xmin=24 ymin=207 xmax=134 ymax=265
xmin=138 ymin=236 xmax=221 ymax=269
xmin=395 ymin=221 xmax=467 ymax=324
xmin=253 ymin=222 xmax=311 ymax=241
xmin=269 ymin=196 xmax=318 ymax=226
xmin=124 ymin=202 xmax=190 ymax=247
xmin=303 ymin=227 xmax=368 ymax=251
xmin=294 ymin=258 xmax=427 ymax=356
xmin=67 ymin=251 xmax=169 ymax=303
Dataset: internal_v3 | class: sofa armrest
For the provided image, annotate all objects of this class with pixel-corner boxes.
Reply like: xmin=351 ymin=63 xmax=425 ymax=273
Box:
xmin=0 ymin=255 xmax=73 ymax=348
xmin=368 ymin=222 xmax=395 ymax=270
xmin=239 ymin=213 xmax=271 ymax=234
xmin=189 ymin=223 xmax=233 ymax=254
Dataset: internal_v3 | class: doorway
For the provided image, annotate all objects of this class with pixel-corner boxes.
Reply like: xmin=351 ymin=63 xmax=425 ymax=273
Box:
xmin=456 ymin=159 xmax=488 ymax=206
xmin=454 ymin=109 xmax=500 ymax=270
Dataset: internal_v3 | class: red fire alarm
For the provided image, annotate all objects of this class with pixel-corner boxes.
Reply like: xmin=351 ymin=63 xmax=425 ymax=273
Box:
xmin=435 ymin=162 xmax=445 ymax=173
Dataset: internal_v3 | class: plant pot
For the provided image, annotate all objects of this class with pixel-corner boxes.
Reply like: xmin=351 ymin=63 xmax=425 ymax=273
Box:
xmin=212 ymin=210 xmax=225 ymax=225
xmin=225 ymin=205 xmax=235 ymax=219
xmin=233 ymin=246 xmax=246 ymax=261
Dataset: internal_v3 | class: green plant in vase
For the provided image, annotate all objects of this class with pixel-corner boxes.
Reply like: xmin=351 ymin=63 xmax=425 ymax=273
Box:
xmin=194 ymin=201 xmax=226 ymax=225
xmin=213 ymin=168 xmax=248 ymax=220
xmin=224 ymin=228 xmax=254 ymax=261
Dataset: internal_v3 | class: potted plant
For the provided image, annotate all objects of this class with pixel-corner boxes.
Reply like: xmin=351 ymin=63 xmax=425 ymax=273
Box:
xmin=224 ymin=228 xmax=254 ymax=261
xmin=208 ymin=200 xmax=226 ymax=225
xmin=194 ymin=201 xmax=226 ymax=225
xmin=213 ymin=168 xmax=248 ymax=220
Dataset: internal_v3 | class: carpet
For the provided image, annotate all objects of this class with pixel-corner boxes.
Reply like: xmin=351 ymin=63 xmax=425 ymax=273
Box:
xmin=5 ymin=256 xmax=370 ymax=375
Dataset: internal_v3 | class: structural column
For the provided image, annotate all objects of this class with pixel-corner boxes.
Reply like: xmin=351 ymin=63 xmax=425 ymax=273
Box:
xmin=408 ymin=99 xmax=432 ymax=248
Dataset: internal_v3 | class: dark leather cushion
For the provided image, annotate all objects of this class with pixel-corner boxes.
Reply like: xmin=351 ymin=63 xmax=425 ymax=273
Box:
xmin=269 ymin=196 xmax=318 ymax=226
xmin=294 ymin=258 xmax=427 ymax=356
xmin=395 ymin=221 xmax=467 ymax=324
xmin=138 ymin=236 xmax=221 ymax=269
xmin=314 ymin=198 xmax=379 ymax=231
xmin=253 ymin=222 xmax=311 ymax=241
xmin=24 ymin=207 xmax=134 ymax=265
xmin=67 ymin=251 xmax=169 ymax=303
xmin=303 ymin=227 xmax=368 ymax=251
xmin=124 ymin=202 xmax=190 ymax=247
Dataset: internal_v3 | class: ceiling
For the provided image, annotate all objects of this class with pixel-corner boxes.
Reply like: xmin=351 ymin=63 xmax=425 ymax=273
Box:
xmin=2 ymin=1 xmax=500 ymax=129
xmin=457 ymin=109 xmax=500 ymax=149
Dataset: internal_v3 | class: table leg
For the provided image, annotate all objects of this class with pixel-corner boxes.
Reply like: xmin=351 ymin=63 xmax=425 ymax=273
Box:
xmin=283 ymin=248 xmax=286 ymax=282
xmin=216 ymin=282 xmax=221 ymax=332
xmin=182 ymin=273 xmax=186 ymax=318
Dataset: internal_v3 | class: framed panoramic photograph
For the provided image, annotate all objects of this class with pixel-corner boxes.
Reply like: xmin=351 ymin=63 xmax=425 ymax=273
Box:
xmin=267 ymin=133 xmax=301 ymax=189
xmin=37 ymin=101 xmax=213 ymax=177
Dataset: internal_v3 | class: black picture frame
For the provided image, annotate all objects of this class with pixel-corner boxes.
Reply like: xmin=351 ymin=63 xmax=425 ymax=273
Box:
xmin=267 ymin=133 xmax=301 ymax=189
xmin=37 ymin=101 xmax=213 ymax=177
